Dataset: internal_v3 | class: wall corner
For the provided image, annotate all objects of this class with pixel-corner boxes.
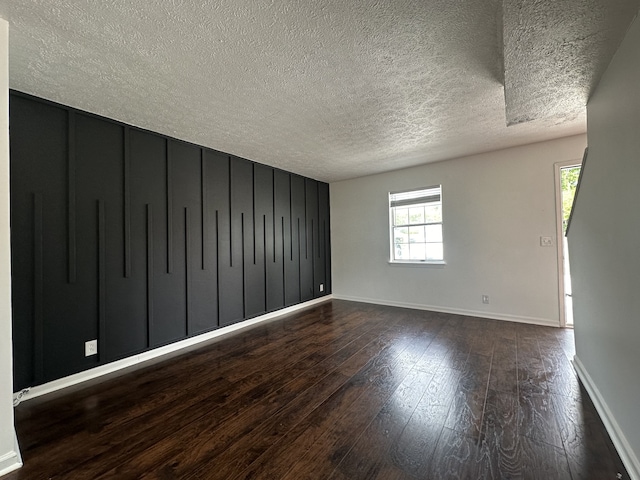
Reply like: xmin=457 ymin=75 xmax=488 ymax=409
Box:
xmin=0 ymin=16 xmax=22 ymax=477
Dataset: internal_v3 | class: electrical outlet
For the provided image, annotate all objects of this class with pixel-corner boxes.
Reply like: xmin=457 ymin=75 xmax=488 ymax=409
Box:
xmin=540 ymin=236 xmax=553 ymax=247
xmin=319 ymin=283 xmax=324 ymax=292
xmin=482 ymin=295 xmax=489 ymax=304
xmin=85 ymin=339 xmax=98 ymax=357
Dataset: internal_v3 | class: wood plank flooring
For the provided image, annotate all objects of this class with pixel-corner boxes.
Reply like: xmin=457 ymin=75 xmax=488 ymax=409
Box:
xmin=3 ymin=300 xmax=629 ymax=479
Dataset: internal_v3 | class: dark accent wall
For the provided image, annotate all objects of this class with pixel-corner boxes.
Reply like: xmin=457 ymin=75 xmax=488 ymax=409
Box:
xmin=9 ymin=91 xmax=331 ymax=391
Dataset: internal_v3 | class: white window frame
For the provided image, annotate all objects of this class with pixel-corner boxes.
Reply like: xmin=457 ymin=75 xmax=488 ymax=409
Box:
xmin=389 ymin=185 xmax=445 ymax=265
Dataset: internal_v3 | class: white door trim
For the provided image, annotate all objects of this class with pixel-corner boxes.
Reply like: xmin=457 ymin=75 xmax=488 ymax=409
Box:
xmin=554 ymin=159 xmax=582 ymax=327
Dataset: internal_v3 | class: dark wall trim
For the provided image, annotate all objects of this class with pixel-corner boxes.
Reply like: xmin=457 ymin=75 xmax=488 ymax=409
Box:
xmin=200 ymin=149 xmax=206 ymax=270
xmin=97 ymin=200 xmax=106 ymax=363
xmin=123 ymin=127 xmax=131 ymax=278
xmin=33 ymin=192 xmax=44 ymax=384
xmin=184 ymin=207 xmax=191 ymax=336
xmin=67 ymin=111 xmax=77 ymax=284
xmin=166 ymin=140 xmax=173 ymax=274
xmin=146 ymin=203 xmax=153 ymax=348
xmin=9 ymin=90 xmax=331 ymax=390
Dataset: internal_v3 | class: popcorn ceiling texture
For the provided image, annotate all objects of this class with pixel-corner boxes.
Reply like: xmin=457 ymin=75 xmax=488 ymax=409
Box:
xmin=503 ymin=0 xmax=640 ymax=127
xmin=0 ymin=0 xmax=637 ymax=182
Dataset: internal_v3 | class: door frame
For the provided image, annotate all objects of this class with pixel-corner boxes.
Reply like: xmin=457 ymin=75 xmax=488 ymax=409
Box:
xmin=554 ymin=159 xmax=582 ymax=327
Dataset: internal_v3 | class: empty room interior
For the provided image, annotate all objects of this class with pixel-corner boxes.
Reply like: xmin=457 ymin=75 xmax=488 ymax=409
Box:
xmin=1 ymin=1 xmax=640 ymax=479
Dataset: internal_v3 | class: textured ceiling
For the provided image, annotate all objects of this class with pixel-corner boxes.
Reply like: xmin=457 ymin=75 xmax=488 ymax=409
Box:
xmin=0 ymin=0 xmax=638 ymax=182
xmin=504 ymin=0 xmax=640 ymax=126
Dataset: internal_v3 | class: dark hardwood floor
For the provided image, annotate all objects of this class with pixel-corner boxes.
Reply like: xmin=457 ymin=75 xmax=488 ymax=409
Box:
xmin=3 ymin=300 xmax=629 ymax=479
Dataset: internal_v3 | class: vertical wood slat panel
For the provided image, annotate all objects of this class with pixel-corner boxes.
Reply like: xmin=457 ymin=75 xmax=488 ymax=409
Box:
xmin=123 ymin=127 xmax=131 ymax=278
xmin=281 ymin=216 xmax=286 ymax=305
xmin=313 ymin=219 xmax=316 ymax=294
xmin=166 ymin=140 xmax=173 ymax=274
xmin=146 ymin=204 xmax=153 ymax=348
xmin=201 ymin=149 xmax=206 ymax=270
xmin=272 ymin=169 xmax=276 ymax=262
xmin=263 ymin=214 xmax=267 ymax=312
xmin=241 ymin=212 xmax=246 ymax=318
xmin=33 ymin=192 xmax=44 ymax=383
xmin=304 ymin=181 xmax=308 ymax=260
xmin=97 ymin=200 xmax=106 ymax=362
xmin=289 ymin=176 xmax=293 ymax=261
xmin=311 ymin=216 xmax=320 ymax=298
xmin=67 ymin=111 xmax=77 ymax=284
xmin=297 ymin=218 xmax=302 ymax=302
xmin=228 ymin=156 xmax=233 ymax=266
xmin=315 ymin=184 xmax=319 ymax=264
xmin=185 ymin=207 xmax=191 ymax=336
xmin=252 ymin=164 xmax=256 ymax=265
xmin=319 ymin=182 xmax=331 ymax=294
xmin=315 ymin=185 xmax=322 ymax=263
xmin=215 ymin=210 xmax=220 ymax=325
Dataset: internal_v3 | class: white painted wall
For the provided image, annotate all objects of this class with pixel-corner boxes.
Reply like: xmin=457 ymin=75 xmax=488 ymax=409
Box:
xmin=0 ymin=18 xmax=22 ymax=476
xmin=331 ymin=135 xmax=587 ymax=325
xmin=568 ymin=13 xmax=640 ymax=479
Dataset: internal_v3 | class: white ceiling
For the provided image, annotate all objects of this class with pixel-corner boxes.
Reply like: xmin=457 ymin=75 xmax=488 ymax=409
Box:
xmin=0 ymin=1 xmax=638 ymax=182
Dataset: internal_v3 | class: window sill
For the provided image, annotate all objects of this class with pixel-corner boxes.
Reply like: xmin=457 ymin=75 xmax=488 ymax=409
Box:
xmin=388 ymin=260 xmax=446 ymax=267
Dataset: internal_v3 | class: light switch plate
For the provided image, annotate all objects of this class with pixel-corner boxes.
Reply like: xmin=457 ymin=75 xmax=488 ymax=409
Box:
xmin=540 ymin=236 xmax=553 ymax=247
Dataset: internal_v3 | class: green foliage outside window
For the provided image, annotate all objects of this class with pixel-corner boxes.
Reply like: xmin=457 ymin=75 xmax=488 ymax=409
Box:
xmin=561 ymin=166 xmax=581 ymax=234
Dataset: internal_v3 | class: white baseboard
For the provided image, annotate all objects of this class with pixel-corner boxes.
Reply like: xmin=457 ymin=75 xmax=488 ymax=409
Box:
xmin=573 ymin=355 xmax=640 ymax=480
xmin=331 ymin=294 xmax=559 ymax=327
xmin=14 ymin=296 xmax=332 ymax=404
xmin=0 ymin=431 xmax=22 ymax=477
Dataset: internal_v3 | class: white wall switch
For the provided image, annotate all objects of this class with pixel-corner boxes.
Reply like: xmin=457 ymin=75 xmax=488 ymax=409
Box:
xmin=319 ymin=283 xmax=324 ymax=292
xmin=540 ymin=236 xmax=553 ymax=247
xmin=85 ymin=339 xmax=98 ymax=357
xmin=482 ymin=295 xmax=489 ymax=304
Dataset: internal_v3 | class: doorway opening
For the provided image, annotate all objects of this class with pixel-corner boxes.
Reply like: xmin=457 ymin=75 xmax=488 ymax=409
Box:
xmin=555 ymin=162 xmax=581 ymax=327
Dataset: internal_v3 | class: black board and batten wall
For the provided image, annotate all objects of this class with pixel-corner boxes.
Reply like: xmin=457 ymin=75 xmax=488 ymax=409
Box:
xmin=9 ymin=91 xmax=332 ymax=392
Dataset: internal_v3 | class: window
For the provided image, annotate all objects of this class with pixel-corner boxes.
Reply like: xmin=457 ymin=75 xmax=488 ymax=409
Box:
xmin=389 ymin=185 xmax=444 ymax=263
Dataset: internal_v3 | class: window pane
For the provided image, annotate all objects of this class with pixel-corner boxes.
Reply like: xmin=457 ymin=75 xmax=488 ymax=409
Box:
xmin=409 ymin=243 xmax=426 ymax=260
xmin=393 ymin=227 xmax=409 ymax=244
xmin=394 ymin=208 xmax=409 ymax=226
xmin=389 ymin=186 xmax=444 ymax=263
xmin=425 ymin=224 xmax=442 ymax=242
xmin=395 ymin=243 xmax=409 ymax=260
xmin=424 ymin=205 xmax=442 ymax=223
xmin=409 ymin=226 xmax=425 ymax=243
xmin=408 ymin=206 xmax=424 ymax=224
xmin=425 ymin=243 xmax=443 ymax=261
